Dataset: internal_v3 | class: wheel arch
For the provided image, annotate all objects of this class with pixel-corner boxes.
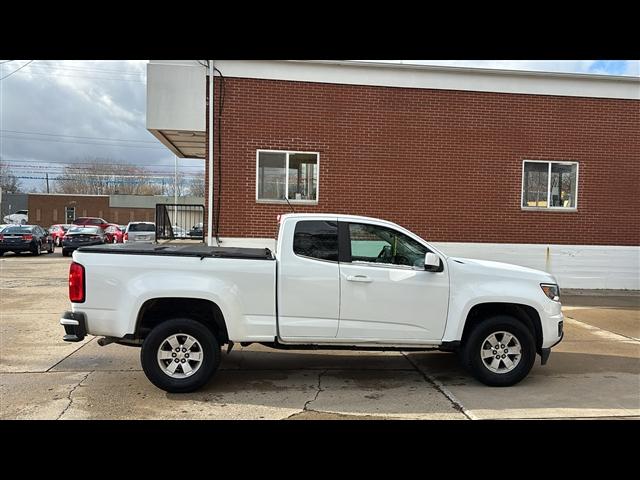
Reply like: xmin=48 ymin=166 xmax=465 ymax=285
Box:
xmin=135 ymin=297 xmax=229 ymax=346
xmin=461 ymin=302 xmax=543 ymax=353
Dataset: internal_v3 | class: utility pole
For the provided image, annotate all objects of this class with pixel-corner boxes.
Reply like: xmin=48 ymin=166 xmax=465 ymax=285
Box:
xmin=174 ymin=154 xmax=178 ymax=226
xmin=46 ymin=172 xmax=50 ymax=193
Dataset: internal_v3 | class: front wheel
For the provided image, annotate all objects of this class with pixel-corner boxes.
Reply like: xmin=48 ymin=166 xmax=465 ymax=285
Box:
xmin=461 ymin=315 xmax=536 ymax=387
xmin=141 ymin=318 xmax=221 ymax=393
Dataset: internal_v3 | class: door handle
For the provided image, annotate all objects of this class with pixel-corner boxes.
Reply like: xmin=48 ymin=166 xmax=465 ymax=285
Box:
xmin=346 ymin=275 xmax=372 ymax=283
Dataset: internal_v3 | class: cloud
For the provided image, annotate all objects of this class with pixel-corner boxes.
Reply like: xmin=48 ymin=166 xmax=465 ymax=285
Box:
xmin=367 ymin=60 xmax=640 ymax=76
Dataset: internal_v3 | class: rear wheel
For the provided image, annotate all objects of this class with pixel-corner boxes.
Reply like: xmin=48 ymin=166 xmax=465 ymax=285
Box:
xmin=48 ymin=241 xmax=55 ymax=254
xmin=32 ymin=243 xmax=41 ymax=256
xmin=461 ymin=315 xmax=536 ymax=387
xmin=62 ymin=249 xmax=69 ymax=257
xmin=141 ymin=318 xmax=221 ymax=393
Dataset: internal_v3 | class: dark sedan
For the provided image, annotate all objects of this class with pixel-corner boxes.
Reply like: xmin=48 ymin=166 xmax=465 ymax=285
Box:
xmin=62 ymin=226 xmax=106 ymax=257
xmin=0 ymin=225 xmax=55 ymax=256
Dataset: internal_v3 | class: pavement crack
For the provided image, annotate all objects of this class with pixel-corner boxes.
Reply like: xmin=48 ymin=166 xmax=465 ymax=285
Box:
xmin=57 ymin=371 xmax=92 ymax=420
xmin=46 ymin=337 xmax=97 ymax=372
xmin=401 ymin=352 xmax=474 ymax=420
xmin=303 ymin=369 xmax=328 ymax=412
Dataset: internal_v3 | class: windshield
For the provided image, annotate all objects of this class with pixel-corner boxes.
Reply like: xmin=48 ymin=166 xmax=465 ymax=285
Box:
xmin=129 ymin=223 xmax=155 ymax=232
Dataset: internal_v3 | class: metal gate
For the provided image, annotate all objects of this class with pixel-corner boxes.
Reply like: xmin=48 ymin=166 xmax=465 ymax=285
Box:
xmin=155 ymin=204 xmax=205 ymax=242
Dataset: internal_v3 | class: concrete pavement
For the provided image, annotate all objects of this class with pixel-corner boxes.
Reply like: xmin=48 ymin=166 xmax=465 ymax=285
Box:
xmin=1 ymin=251 xmax=638 ymax=419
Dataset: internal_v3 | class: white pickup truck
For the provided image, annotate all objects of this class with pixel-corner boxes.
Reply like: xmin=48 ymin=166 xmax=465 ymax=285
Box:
xmin=60 ymin=213 xmax=564 ymax=392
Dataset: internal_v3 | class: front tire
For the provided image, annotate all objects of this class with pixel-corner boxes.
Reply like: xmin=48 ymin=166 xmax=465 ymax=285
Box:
xmin=141 ymin=318 xmax=221 ymax=393
xmin=461 ymin=315 xmax=536 ymax=387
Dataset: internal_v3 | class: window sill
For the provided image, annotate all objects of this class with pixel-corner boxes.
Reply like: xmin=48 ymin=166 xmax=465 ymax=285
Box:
xmin=521 ymin=207 xmax=578 ymax=212
xmin=256 ymin=199 xmax=318 ymax=205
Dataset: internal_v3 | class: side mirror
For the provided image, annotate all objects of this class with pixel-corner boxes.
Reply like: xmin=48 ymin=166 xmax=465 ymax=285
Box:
xmin=424 ymin=252 xmax=441 ymax=272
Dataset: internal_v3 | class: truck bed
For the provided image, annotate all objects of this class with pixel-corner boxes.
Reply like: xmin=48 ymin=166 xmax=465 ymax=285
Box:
xmin=77 ymin=243 xmax=274 ymax=260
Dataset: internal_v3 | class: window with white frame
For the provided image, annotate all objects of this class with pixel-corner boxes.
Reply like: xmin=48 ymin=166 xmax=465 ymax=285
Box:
xmin=256 ymin=150 xmax=318 ymax=202
xmin=522 ymin=160 xmax=578 ymax=209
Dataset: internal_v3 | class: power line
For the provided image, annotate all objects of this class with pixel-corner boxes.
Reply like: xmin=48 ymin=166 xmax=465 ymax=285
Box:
xmin=1 ymin=158 xmax=204 ymax=168
xmin=0 ymin=129 xmax=160 ymax=144
xmin=0 ymin=60 xmax=34 ymax=81
xmin=33 ymin=62 xmax=145 ymax=76
xmin=1 ymin=134 xmax=168 ymax=149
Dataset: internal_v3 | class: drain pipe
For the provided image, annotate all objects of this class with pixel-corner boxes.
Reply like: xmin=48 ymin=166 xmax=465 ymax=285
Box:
xmin=207 ymin=60 xmax=214 ymax=247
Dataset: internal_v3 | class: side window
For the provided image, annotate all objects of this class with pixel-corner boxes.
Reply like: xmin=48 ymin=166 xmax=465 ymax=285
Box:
xmin=348 ymin=223 xmax=428 ymax=268
xmin=293 ymin=220 xmax=338 ymax=262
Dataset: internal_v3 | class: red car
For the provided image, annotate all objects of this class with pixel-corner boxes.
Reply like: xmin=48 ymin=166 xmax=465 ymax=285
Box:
xmin=73 ymin=217 xmax=110 ymax=230
xmin=104 ymin=224 xmax=125 ymax=244
xmin=48 ymin=224 xmax=72 ymax=246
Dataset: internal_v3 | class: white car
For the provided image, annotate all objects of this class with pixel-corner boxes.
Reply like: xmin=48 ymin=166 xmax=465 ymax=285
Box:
xmin=3 ymin=210 xmax=28 ymax=225
xmin=123 ymin=222 xmax=156 ymax=243
xmin=60 ymin=213 xmax=564 ymax=393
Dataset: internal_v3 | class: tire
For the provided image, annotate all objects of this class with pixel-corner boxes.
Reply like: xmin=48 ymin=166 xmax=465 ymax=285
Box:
xmin=141 ymin=318 xmax=221 ymax=393
xmin=48 ymin=242 xmax=55 ymax=254
xmin=62 ymin=249 xmax=69 ymax=257
xmin=113 ymin=237 xmax=117 ymax=244
xmin=461 ymin=315 xmax=536 ymax=387
xmin=32 ymin=243 xmax=41 ymax=256
xmin=56 ymin=237 xmax=62 ymax=247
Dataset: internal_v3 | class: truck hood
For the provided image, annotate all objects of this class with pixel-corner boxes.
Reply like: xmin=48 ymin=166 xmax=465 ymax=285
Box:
xmin=448 ymin=256 xmax=557 ymax=283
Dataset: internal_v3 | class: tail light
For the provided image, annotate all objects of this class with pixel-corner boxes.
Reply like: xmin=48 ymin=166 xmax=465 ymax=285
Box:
xmin=0 ymin=234 xmax=4 ymax=241
xmin=124 ymin=232 xmax=128 ymax=241
xmin=22 ymin=234 xmax=33 ymax=240
xmin=69 ymin=262 xmax=85 ymax=303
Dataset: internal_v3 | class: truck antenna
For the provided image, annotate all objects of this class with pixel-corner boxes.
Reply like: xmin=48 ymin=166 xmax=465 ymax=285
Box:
xmin=284 ymin=196 xmax=296 ymax=213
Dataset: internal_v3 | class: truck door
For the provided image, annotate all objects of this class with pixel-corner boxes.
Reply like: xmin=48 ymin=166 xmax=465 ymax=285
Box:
xmin=338 ymin=221 xmax=449 ymax=343
xmin=277 ymin=218 xmax=340 ymax=339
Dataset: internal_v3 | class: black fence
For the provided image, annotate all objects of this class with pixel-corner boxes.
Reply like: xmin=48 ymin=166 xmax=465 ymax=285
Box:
xmin=155 ymin=204 xmax=205 ymax=242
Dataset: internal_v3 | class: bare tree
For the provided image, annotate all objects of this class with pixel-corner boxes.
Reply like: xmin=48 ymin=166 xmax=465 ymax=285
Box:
xmin=0 ymin=159 xmax=22 ymax=193
xmin=53 ymin=157 xmax=164 ymax=195
xmin=187 ymin=176 xmax=205 ymax=197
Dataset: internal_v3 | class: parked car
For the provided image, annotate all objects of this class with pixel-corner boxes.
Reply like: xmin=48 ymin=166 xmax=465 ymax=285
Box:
xmin=189 ymin=222 xmax=203 ymax=239
xmin=62 ymin=226 xmax=106 ymax=257
xmin=104 ymin=224 xmax=125 ymax=244
xmin=60 ymin=213 xmax=564 ymax=393
xmin=3 ymin=209 xmax=29 ymax=225
xmin=0 ymin=224 xmax=55 ymax=256
xmin=49 ymin=224 xmax=72 ymax=246
xmin=73 ymin=217 xmax=110 ymax=230
xmin=124 ymin=222 xmax=156 ymax=243
xmin=172 ymin=226 xmax=188 ymax=238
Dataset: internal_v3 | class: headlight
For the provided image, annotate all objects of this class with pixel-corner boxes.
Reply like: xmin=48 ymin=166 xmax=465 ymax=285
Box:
xmin=540 ymin=283 xmax=560 ymax=302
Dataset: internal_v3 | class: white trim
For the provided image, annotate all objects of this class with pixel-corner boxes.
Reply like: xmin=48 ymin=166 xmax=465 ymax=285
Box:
xmin=256 ymin=149 xmax=320 ymax=204
xmin=213 ymin=60 xmax=640 ymax=100
xmin=521 ymin=159 xmax=580 ymax=210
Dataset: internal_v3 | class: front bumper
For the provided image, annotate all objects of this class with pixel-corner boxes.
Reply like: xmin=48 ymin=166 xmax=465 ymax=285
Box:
xmin=60 ymin=311 xmax=87 ymax=342
xmin=540 ymin=321 xmax=564 ymax=365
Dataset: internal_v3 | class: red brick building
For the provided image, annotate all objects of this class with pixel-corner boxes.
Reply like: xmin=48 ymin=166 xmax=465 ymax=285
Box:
xmin=147 ymin=60 xmax=640 ymax=289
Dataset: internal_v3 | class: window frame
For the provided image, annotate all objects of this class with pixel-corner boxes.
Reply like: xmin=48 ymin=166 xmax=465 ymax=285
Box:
xmin=255 ymin=149 xmax=320 ymax=204
xmin=521 ymin=159 xmax=579 ymax=211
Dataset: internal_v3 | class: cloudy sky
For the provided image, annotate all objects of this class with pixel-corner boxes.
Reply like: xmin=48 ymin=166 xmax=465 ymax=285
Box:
xmin=1 ymin=59 xmax=638 ymax=192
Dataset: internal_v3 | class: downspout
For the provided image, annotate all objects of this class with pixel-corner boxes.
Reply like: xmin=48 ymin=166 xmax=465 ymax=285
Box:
xmin=207 ymin=60 xmax=215 ymax=246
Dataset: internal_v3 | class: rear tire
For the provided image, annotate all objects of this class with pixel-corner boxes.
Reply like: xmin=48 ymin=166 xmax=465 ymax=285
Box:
xmin=32 ymin=243 xmax=41 ymax=256
xmin=141 ymin=318 xmax=221 ymax=393
xmin=461 ymin=315 xmax=536 ymax=387
xmin=62 ymin=249 xmax=69 ymax=257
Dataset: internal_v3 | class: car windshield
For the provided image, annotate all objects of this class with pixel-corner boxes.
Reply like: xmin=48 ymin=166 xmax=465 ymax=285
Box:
xmin=68 ymin=227 xmax=100 ymax=235
xmin=129 ymin=223 xmax=155 ymax=232
xmin=3 ymin=226 xmax=33 ymax=234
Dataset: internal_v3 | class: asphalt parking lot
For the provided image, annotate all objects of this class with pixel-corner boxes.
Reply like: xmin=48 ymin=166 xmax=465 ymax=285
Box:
xmin=1 ymin=250 xmax=639 ymax=420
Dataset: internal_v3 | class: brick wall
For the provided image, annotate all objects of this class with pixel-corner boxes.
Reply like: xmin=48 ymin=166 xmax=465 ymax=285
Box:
xmin=204 ymin=77 xmax=639 ymax=246
xmin=28 ymin=195 xmax=155 ymax=228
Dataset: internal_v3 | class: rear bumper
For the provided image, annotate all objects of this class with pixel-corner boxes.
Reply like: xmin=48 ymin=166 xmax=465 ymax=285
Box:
xmin=62 ymin=241 xmax=103 ymax=251
xmin=0 ymin=243 xmax=35 ymax=252
xmin=60 ymin=311 xmax=87 ymax=342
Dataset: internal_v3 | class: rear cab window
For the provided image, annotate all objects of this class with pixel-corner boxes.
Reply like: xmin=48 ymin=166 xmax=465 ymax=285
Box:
xmin=293 ymin=220 xmax=338 ymax=261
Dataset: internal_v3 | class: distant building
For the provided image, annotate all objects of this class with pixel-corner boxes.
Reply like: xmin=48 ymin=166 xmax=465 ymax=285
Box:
xmin=26 ymin=193 xmax=204 ymax=227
